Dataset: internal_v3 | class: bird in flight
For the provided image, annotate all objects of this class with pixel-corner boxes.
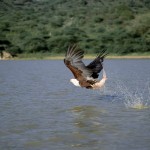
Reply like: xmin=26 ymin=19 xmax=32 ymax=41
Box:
xmin=64 ymin=44 xmax=108 ymax=89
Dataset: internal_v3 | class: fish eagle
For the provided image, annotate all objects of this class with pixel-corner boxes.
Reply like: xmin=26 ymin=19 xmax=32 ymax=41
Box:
xmin=64 ymin=45 xmax=108 ymax=89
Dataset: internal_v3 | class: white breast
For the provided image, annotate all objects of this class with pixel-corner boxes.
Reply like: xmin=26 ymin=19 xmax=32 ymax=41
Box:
xmin=92 ymin=78 xmax=107 ymax=89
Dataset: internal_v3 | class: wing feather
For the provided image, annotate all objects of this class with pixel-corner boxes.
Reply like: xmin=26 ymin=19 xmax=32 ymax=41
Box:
xmin=86 ymin=50 xmax=108 ymax=79
xmin=64 ymin=44 xmax=92 ymax=79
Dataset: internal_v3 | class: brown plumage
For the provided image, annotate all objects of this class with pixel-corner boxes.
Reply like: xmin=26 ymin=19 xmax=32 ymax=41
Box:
xmin=64 ymin=44 xmax=108 ymax=89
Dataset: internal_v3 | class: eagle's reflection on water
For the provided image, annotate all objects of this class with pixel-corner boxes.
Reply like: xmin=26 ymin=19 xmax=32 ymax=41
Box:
xmin=68 ymin=105 xmax=115 ymax=147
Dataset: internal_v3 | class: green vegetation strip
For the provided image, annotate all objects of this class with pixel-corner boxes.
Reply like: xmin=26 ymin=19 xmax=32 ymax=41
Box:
xmin=0 ymin=0 xmax=150 ymax=56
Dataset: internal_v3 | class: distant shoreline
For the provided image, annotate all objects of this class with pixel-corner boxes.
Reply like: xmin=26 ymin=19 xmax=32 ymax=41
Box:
xmin=1 ymin=53 xmax=150 ymax=60
xmin=48 ymin=55 xmax=150 ymax=59
xmin=14 ymin=55 xmax=150 ymax=60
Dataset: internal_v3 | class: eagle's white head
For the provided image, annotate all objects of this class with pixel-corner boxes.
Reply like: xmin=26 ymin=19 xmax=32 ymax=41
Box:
xmin=70 ymin=79 xmax=80 ymax=87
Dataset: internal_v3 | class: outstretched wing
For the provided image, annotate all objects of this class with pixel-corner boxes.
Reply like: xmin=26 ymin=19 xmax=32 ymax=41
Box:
xmin=64 ymin=44 xmax=92 ymax=79
xmin=86 ymin=50 xmax=108 ymax=79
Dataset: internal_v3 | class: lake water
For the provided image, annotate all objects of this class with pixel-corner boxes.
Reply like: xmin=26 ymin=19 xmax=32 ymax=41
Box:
xmin=0 ymin=59 xmax=150 ymax=150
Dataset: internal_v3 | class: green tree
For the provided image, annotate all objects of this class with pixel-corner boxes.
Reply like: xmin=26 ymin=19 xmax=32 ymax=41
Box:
xmin=24 ymin=38 xmax=48 ymax=53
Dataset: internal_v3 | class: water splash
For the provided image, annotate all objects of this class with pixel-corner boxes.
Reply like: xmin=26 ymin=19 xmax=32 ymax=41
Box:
xmin=96 ymin=76 xmax=150 ymax=110
xmin=117 ymin=81 xmax=149 ymax=110
xmin=124 ymin=97 xmax=149 ymax=109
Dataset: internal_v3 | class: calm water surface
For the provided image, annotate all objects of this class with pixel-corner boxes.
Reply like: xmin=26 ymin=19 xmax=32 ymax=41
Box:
xmin=0 ymin=59 xmax=150 ymax=150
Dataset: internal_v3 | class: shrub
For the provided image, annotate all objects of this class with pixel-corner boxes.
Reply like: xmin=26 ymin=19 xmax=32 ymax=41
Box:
xmin=50 ymin=16 xmax=64 ymax=27
xmin=7 ymin=46 xmax=22 ymax=56
xmin=47 ymin=36 xmax=71 ymax=53
xmin=94 ymin=16 xmax=104 ymax=23
xmin=115 ymin=4 xmax=134 ymax=20
xmin=24 ymin=38 xmax=48 ymax=53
